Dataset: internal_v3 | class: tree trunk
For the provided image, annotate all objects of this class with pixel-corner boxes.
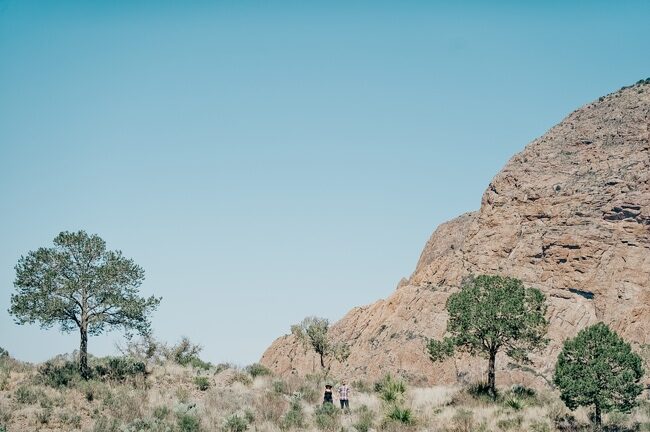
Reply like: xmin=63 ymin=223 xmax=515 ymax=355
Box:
xmin=488 ymin=349 xmax=497 ymax=398
xmin=319 ymin=352 xmax=325 ymax=369
xmin=79 ymin=325 xmax=89 ymax=379
xmin=594 ymin=402 xmax=602 ymax=427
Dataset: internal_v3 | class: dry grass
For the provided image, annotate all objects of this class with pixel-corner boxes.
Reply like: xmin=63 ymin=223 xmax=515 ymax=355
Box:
xmin=1 ymin=355 xmax=649 ymax=432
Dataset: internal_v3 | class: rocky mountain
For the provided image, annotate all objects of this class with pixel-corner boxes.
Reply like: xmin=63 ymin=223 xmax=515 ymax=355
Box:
xmin=260 ymin=81 xmax=650 ymax=388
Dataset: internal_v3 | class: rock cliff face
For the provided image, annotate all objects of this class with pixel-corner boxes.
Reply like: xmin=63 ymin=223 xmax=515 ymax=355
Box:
xmin=261 ymin=82 xmax=650 ymax=387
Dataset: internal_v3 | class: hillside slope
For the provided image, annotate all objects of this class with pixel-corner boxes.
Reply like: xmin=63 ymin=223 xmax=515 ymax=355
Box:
xmin=260 ymin=82 xmax=650 ymax=387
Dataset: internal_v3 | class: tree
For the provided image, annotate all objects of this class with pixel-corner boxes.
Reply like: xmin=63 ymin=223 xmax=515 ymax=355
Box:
xmin=291 ymin=316 xmax=350 ymax=375
xmin=427 ymin=275 xmax=548 ymax=397
xmin=554 ymin=323 xmax=644 ymax=427
xmin=10 ymin=231 xmax=161 ymax=378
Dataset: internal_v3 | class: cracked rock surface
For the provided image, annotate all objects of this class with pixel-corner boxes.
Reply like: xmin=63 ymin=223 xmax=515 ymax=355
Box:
xmin=261 ymin=83 xmax=650 ymax=387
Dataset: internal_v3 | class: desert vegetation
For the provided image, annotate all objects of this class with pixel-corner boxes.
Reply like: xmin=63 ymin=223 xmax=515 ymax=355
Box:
xmin=1 ymin=338 xmax=649 ymax=432
xmin=4 ymin=231 xmax=650 ymax=431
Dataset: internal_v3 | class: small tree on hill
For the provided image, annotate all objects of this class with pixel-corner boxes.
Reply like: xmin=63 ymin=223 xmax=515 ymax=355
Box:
xmin=554 ymin=323 xmax=644 ymax=427
xmin=427 ymin=275 xmax=548 ymax=397
xmin=9 ymin=231 xmax=161 ymax=378
xmin=291 ymin=316 xmax=350 ymax=375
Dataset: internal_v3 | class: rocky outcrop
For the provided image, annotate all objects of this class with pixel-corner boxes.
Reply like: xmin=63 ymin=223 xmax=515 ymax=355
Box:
xmin=261 ymin=82 xmax=650 ymax=387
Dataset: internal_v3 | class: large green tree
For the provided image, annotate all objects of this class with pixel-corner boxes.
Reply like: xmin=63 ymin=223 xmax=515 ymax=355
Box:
xmin=554 ymin=323 xmax=644 ymax=426
xmin=291 ymin=316 xmax=350 ymax=374
xmin=427 ymin=275 xmax=548 ymax=397
xmin=10 ymin=231 xmax=161 ymax=378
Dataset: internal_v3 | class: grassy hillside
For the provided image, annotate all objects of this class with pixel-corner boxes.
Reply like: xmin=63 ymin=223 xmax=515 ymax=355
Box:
xmin=1 ymin=343 xmax=649 ymax=432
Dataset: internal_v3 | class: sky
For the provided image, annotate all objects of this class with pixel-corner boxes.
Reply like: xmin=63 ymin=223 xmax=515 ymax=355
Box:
xmin=1 ymin=0 xmax=649 ymax=366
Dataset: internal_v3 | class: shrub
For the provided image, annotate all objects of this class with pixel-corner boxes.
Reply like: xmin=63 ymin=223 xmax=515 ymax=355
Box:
xmin=15 ymin=385 xmax=39 ymax=404
xmin=352 ymin=405 xmax=374 ymax=432
xmin=153 ymin=405 xmax=170 ymax=420
xmin=504 ymin=396 xmax=524 ymax=411
xmin=467 ymin=382 xmax=497 ymax=402
xmin=313 ymin=402 xmax=340 ymax=431
xmin=35 ymin=407 xmax=52 ymax=424
xmin=496 ymin=416 xmax=522 ymax=430
xmin=59 ymin=410 xmax=82 ymax=428
xmin=94 ymin=357 xmax=146 ymax=382
xmin=245 ymin=363 xmax=272 ymax=378
xmin=529 ymin=420 xmax=551 ymax=432
xmin=253 ymin=391 xmax=286 ymax=423
xmin=0 ymin=348 xmax=7 ymax=358
xmin=177 ymin=412 xmax=201 ymax=432
xmin=376 ymin=374 xmax=406 ymax=403
xmin=222 ymin=413 xmax=249 ymax=432
xmin=92 ymin=416 xmax=120 ymax=432
xmin=215 ymin=363 xmax=234 ymax=374
xmin=194 ymin=376 xmax=210 ymax=391
xmin=385 ymin=405 xmax=414 ymax=425
xmin=282 ymin=397 xmax=305 ymax=430
xmin=451 ymin=409 xmax=474 ymax=432
xmin=167 ymin=337 xmax=211 ymax=369
xmin=298 ymin=384 xmax=319 ymax=404
xmin=352 ymin=379 xmax=371 ymax=393
xmin=509 ymin=384 xmax=535 ymax=399
xmin=230 ymin=372 xmax=252 ymax=386
xmin=38 ymin=360 xmax=79 ymax=387
xmin=272 ymin=379 xmax=289 ymax=395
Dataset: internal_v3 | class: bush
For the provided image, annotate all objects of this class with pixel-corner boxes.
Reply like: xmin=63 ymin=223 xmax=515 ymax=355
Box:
xmin=153 ymin=406 xmax=170 ymax=420
xmin=59 ymin=410 xmax=82 ymax=428
xmin=353 ymin=405 xmax=374 ymax=432
xmin=272 ymin=379 xmax=289 ymax=395
xmin=194 ymin=376 xmax=210 ymax=391
xmin=215 ymin=363 xmax=234 ymax=374
xmin=376 ymin=374 xmax=406 ymax=403
xmin=385 ymin=405 xmax=414 ymax=425
xmin=504 ymin=396 xmax=524 ymax=411
xmin=529 ymin=421 xmax=551 ymax=432
xmin=15 ymin=385 xmax=39 ymax=404
xmin=222 ymin=413 xmax=249 ymax=432
xmin=229 ymin=372 xmax=252 ymax=386
xmin=38 ymin=360 xmax=79 ymax=387
xmin=0 ymin=348 xmax=7 ymax=358
xmin=167 ymin=337 xmax=211 ymax=369
xmin=496 ymin=416 xmax=522 ymax=430
xmin=352 ymin=379 xmax=371 ymax=393
xmin=467 ymin=382 xmax=497 ymax=402
xmin=92 ymin=416 xmax=120 ymax=432
xmin=282 ymin=397 xmax=305 ymax=430
xmin=298 ymin=384 xmax=319 ymax=404
xmin=245 ymin=363 xmax=272 ymax=378
xmin=253 ymin=391 xmax=287 ymax=423
xmin=94 ymin=357 xmax=146 ymax=382
xmin=450 ymin=409 xmax=474 ymax=432
xmin=313 ymin=402 xmax=340 ymax=431
xmin=35 ymin=407 xmax=52 ymax=424
xmin=177 ymin=412 xmax=201 ymax=432
xmin=509 ymin=384 xmax=536 ymax=399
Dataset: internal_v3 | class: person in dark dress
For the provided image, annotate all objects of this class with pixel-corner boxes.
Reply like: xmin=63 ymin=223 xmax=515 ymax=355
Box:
xmin=323 ymin=384 xmax=333 ymax=404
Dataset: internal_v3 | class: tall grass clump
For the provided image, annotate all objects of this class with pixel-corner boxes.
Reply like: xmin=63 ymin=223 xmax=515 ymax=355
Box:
xmin=222 ymin=413 xmax=249 ymax=432
xmin=313 ymin=402 xmax=340 ymax=431
xmin=245 ymin=363 xmax=272 ymax=378
xmin=353 ymin=405 xmax=375 ymax=432
xmin=281 ymin=396 xmax=305 ymax=430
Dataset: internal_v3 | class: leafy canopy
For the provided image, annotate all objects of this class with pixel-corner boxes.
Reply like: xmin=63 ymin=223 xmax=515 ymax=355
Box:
xmin=428 ymin=275 xmax=548 ymax=361
xmin=291 ymin=316 xmax=350 ymax=370
xmin=554 ymin=323 xmax=644 ymax=419
xmin=10 ymin=230 xmax=160 ymax=337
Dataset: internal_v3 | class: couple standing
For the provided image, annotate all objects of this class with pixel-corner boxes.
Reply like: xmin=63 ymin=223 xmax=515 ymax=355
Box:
xmin=323 ymin=381 xmax=351 ymax=410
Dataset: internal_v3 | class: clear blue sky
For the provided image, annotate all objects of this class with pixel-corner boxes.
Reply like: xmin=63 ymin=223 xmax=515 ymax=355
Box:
xmin=1 ymin=0 xmax=649 ymax=366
